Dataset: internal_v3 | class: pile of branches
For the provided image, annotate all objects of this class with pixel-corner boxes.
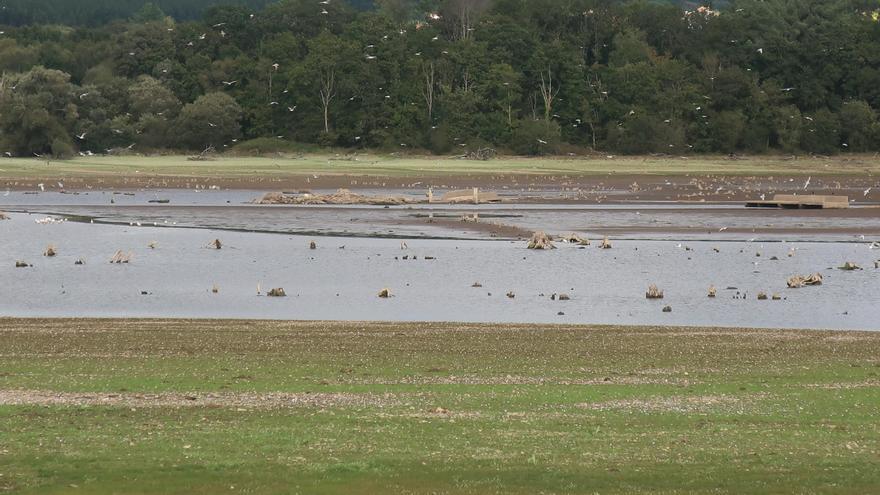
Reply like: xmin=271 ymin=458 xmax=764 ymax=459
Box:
xmin=462 ymin=147 xmax=497 ymax=161
xmin=787 ymin=273 xmax=823 ymax=288
xmin=188 ymin=146 xmax=218 ymax=161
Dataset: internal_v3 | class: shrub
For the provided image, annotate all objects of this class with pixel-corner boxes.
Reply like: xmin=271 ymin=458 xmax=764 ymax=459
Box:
xmin=509 ymin=119 xmax=560 ymax=155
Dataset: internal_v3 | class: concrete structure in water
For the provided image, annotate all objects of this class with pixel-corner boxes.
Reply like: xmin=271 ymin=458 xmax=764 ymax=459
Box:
xmin=746 ymin=194 xmax=849 ymax=209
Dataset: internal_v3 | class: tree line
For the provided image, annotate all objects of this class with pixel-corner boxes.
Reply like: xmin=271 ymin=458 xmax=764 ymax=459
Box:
xmin=0 ymin=0 xmax=279 ymax=26
xmin=1 ymin=0 xmax=879 ymax=158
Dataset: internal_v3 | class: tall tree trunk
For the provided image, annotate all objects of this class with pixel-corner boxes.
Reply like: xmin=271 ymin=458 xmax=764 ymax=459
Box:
xmin=320 ymin=69 xmax=335 ymax=133
xmin=528 ymin=93 xmax=538 ymax=121
xmin=448 ymin=0 xmax=490 ymax=41
xmin=422 ymin=61 xmax=435 ymax=124
xmin=506 ymin=88 xmax=513 ymax=127
xmin=539 ymin=68 xmax=559 ymax=123
xmin=267 ymin=69 xmax=273 ymax=104
xmin=588 ymin=122 xmax=597 ymax=150
xmin=459 ymin=3 xmax=470 ymax=41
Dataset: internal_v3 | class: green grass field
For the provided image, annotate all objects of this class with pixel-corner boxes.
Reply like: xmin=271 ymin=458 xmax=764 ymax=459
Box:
xmin=0 ymin=153 xmax=878 ymax=183
xmin=1 ymin=319 xmax=878 ymax=494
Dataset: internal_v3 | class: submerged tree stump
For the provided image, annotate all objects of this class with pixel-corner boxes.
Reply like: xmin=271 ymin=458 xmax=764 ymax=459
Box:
xmin=527 ymin=231 xmax=556 ymax=250
xmin=646 ymin=284 xmax=664 ymax=299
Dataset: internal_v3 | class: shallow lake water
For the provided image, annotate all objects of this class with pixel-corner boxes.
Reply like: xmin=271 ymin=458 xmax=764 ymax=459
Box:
xmin=3 ymin=189 xmax=880 ymax=242
xmin=2 ymin=210 xmax=878 ymax=330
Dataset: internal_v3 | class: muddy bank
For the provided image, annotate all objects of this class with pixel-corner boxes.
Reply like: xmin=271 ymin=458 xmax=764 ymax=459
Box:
xmin=398 ymin=216 xmax=534 ymax=239
xmin=4 ymin=171 xmax=879 ymax=205
xmin=257 ymin=189 xmax=417 ymax=206
xmin=3 ymin=198 xmax=879 ymax=241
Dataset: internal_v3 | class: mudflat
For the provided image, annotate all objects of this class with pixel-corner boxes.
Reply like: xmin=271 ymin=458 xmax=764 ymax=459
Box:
xmin=2 ymin=154 xmax=879 ymax=204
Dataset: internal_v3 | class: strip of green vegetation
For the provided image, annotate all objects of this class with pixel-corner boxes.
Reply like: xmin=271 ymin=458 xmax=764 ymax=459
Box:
xmin=0 ymin=319 xmax=878 ymax=494
xmin=1 ymin=154 xmax=878 ymax=183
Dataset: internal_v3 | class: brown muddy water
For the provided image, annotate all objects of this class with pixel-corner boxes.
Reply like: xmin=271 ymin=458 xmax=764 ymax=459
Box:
xmin=1 ymin=190 xmax=879 ymax=330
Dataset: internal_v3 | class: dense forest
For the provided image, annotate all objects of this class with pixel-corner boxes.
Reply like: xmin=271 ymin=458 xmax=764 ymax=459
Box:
xmin=0 ymin=1 xmax=726 ymax=26
xmin=0 ymin=0 xmax=879 ymax=157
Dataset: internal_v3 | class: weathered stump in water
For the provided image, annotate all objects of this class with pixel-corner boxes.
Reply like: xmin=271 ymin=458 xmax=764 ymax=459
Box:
xmin=109 ymin=250 xmax=132 ymax=264
xmin=527 ymin=231 xmax=556 ymax=250
xmin=838 ymin=261 xmax=862 ymax=271
xmin=646 ymin=284 xmax=664 ymax=299
xmin=562 ymin=233 xmax=590 ymax=246
xmin=787 ymin=273 xmax=823 ymax=288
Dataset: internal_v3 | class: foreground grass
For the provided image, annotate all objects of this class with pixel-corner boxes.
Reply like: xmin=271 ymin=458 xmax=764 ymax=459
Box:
xmin=0 ymin=153 xmax=878 ymax=184
xmin=0 ymin=319 xmax=878 ymax=494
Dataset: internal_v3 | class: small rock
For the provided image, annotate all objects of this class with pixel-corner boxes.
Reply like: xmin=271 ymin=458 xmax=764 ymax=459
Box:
xmin=662 ymin=306 xmax=672 ymax=313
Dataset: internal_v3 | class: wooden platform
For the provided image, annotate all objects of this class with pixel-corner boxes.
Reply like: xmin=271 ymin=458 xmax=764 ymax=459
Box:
xmin=745 ymin=194 xmax=849 ymax=209
xmin=431 ymin=188 xmax=502 ymax=204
